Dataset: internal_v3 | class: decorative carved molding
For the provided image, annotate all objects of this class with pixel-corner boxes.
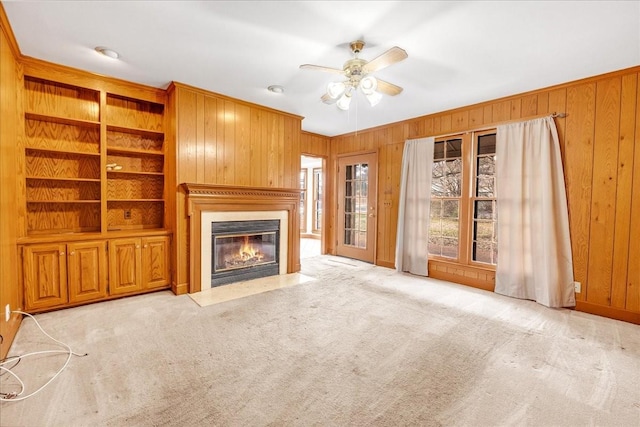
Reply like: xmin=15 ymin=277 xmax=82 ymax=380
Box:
xmin=182 ymin=184 xmax=301 ymax=293
xmin=182 ymin=183 xmax=300 ymax=199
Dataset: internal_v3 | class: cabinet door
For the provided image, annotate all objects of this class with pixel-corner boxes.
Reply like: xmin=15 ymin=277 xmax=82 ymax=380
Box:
xmin=109 ymin=238 xmax=142 ymax=295
xmin=142 ymin=236 xmax=171 ymax=289
xmin=67 ymin=241 xmax=108 ymax=303
xmin=23 ymin=244 xmax=68 ymax=310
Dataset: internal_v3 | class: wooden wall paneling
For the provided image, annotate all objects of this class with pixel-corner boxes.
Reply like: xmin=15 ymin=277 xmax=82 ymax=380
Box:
xmin=610 ymin=74 xmax=637 ymax=308
xmin=15 ymin=63 xmax=26 ymax=238
xmin=0 ymin=19 xmax=22 ymax=359
xmin=195 ymin=92 xmax=205 ymax=183
xmin=564 ymin=83 xmax=596 ymax=302
xmin=165 ymin=86 xmax=177 ymax=291
xmin=492 ymin=100 xmax=511 ymax=122
xmin=223 ymin=100 xmax=236 ymax=185
xmin=548 ymin=89 xmax=567 ymax=159
xmin=483 ymin=105 xmax=493 ymax=125
xmin=250 ymin=109 xmax=264 ymax=186
xmin=537 ymin=91 xmax=550 ymax=115
xmin=510 ymin=99 xmax=521 ymax=120
xmin=236 ymin=104 xmax=251 ymax=186
xmin=521 ymin=94 xmax=538 ymax=117
xmin=215 ymin=97 xmax=226 ymax=185
xmin=469 ymin=108 xmax=483 ymax=127
xmin=440 ymin=114 xmax=452 ymax=134
xmin=203 ymin=95 xmax=217 ymax=184
xmin=587 ymin=77 xmax=622 ymax=306
xmin=175 ymin=87 xmax=197 ymax=292
xmin=627 ymin=77 xmax=640 ymax=312
xmin=452 ymin=110 xmax=468 ymax=132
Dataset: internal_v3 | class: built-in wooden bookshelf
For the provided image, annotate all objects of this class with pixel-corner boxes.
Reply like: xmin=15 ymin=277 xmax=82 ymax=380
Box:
xmin=19 ymin=74 xmax=170 ymax=312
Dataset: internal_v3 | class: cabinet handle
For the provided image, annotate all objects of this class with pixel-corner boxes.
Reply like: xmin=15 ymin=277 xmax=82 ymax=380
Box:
xmin=136 ymin=245 xmax=140 ymax=249
xmin=69 ymin=251 xmax=75 ymax=255
xmin=60 ymin=252 xmax=65 ymax=256
xmin=143 ymin=244 xmax=148 ymax=248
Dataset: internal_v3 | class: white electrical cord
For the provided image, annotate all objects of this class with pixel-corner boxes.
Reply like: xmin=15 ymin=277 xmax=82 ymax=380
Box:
xmin=0 ymin=311 xmax=87 ymax=402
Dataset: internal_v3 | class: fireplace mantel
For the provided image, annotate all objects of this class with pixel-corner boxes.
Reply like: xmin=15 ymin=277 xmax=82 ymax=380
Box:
xmin=182 ymin=183 xmax=301 ymax=293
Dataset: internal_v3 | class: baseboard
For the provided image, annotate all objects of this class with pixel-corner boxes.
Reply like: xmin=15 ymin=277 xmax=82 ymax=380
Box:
xmin=173 ymin=281 xmax=189 ymax=295
xmin=576 ymin=301 xmax=640 ymax=325
xmin=376 ymin=260 xmax=395 ymax=269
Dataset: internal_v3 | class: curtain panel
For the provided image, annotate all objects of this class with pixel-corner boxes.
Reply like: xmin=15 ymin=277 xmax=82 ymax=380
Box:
xmin=495 ymin=117 xmax=575 ymax=308
xmin=395 ymin=137 xmax=435 ymax=276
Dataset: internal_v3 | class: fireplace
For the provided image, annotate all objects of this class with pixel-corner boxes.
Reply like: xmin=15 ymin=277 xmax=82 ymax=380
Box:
xmin=182 ymin=184 xmax=301 ymax=294
xmin=211 ymin=220 xmax=280 ymax=286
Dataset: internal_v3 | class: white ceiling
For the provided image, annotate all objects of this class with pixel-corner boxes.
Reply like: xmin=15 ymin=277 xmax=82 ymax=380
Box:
xmin=4 ymin=1 xmax=640 ymax=137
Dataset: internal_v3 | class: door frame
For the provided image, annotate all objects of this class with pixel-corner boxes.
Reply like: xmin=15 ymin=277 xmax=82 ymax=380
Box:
xmin=335 ymin=150 xmax=378 ymax=263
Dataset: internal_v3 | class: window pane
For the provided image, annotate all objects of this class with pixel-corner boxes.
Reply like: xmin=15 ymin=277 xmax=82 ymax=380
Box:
xmin=476 ymin=177 xmax=495 ymax=197
xmin=429 ymin=218 xmax=441 ymax=236
xmin=474 ymin=200 xmax=493 ymax=219
xmin=442 ymin=218 xmax=459 ymax=239
xmin=434 ymin=142 xmax=445 ymax=160
xmin=478 ymin=134 xmax=496 ymax=155
xmin=442 ymin=200 xmax=459 ymax=218
xmin=430 ymin=200 xmax=442 ymax=218
xmin=446 ymin=139 xmax=462 ymax=158
xmin=345 ymin=165 xmax=353 ymax=180
xmin=428 ymin=235 xmax=442 ymax=256
xmin=473 ymin=241 xmax=492 ymax=264
xmin=477 ymin=156 xmax=495 ymax=176
xmin=474 ymin=220 xmax=493 ymax=240
xmin=442 ymin=238 xmax=458 ymax=258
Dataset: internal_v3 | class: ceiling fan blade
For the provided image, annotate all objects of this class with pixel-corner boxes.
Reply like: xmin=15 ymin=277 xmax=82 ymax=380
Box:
xmin=362 ymin=46 xmax=408 ymax=74
xmin=321 ymin=93 xmax=337 ymax=104
xmin=300 ymin=64 xmax=344 ymax=74
xmin=376 ymin=79 xmax=403 ymax=96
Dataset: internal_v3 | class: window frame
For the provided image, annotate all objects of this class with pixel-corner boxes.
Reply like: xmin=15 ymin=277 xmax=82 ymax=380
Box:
xmin=300 ymin=168 xmax=307 ymax=234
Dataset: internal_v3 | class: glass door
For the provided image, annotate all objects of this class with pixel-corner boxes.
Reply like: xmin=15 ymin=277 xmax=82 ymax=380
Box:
xmin=337 ymin=153 xmax=377 ymax=263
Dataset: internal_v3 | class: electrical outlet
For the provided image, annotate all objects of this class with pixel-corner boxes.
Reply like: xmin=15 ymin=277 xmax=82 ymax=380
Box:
xmin=124 ymin=209 xmax=132 ymax=220
xmin=574 ymin=281 xmax=582 ymax=293
xmin=4 ymin=304 xmax=10 ymax=322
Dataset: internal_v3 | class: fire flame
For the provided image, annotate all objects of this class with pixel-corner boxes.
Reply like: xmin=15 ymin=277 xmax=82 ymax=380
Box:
xmin=238 ymin=236 xmax=263 ymax=262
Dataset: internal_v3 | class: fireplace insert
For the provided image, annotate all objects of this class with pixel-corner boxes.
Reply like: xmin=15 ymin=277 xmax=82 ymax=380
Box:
xmin=211 ymin=219 xmax=280 ymax=287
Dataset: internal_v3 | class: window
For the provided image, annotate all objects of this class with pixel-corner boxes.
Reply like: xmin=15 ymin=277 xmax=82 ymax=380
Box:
xmin=428 ymin=131 xmax=497 ymax=266
xmin=312 ymin=168 xmax=323 ymax=233
xmin=300 ymin=169 xmax=307 ymax=233
xmin=472 ymin=132 xmax=497 ymax=264
xmin=429 ymin=138 xmax=462 ymax=259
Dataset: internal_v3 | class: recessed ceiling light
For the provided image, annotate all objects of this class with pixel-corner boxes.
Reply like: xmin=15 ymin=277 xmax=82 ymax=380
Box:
xmin=268 ymin=85 xmax=284 ymax=94
xmin=94 ymin=46 xmax=120 ymax=59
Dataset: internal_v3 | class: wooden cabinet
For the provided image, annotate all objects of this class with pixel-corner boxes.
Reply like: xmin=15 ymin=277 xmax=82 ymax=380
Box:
xmin=23 ymin=243 xmax=68 ymax=310
xmin=109 ymin=235 xmax=171 ymax=295
xmin=67 ymin=241 xmax=108 ymax=303
xmin=22 ymin=234 xmax=170 ymax=312
xmin=109 ymin=238 xmax=143 ymax=295
xmin=142 ymin=236 xmax=171 ymax=289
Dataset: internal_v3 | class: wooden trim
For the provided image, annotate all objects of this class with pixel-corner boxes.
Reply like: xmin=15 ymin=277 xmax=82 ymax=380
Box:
xmin=576 ymin=301 xmax=640 ymax=325
xmin=428 ymin=259 xmax=496 ymax=292
xmin=182 ymin=184 xmax=301 ymax=293
xmin=0 ymin=3 xmax=21 ymax=59
xmin=168 ymin=82 xmax=303 ymax=121
xmin=21 ymin=57 xmax=166 ymax=104
xmin=376 ymin=260 xmax=395 ymax=269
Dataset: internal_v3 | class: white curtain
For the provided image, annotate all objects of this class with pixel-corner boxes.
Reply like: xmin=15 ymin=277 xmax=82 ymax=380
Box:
xmin=495 ymin=117 xmax=575 ymax=308
xmin=395 ymin=137 xmax=435 ymax=275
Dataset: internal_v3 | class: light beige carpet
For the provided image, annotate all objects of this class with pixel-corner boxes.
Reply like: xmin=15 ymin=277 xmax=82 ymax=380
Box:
xmin=1 ymin=255 xmax=639 ymax=427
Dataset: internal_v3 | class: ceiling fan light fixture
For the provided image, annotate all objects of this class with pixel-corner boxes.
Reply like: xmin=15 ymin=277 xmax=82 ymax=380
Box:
xmin=365 ymin=91 xmax=382 ymax=107
xmin=360 ymin=75 xmax=377 ymax=95
xmin=327 ymin=81 xmax=346 ymax=99
xmin=336 ymin=92 xmax=352 ymax=111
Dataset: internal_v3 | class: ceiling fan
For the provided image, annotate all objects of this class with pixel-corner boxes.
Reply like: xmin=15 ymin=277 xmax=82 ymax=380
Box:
xmin=300 ymin=40 xmax=408 ymax=110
